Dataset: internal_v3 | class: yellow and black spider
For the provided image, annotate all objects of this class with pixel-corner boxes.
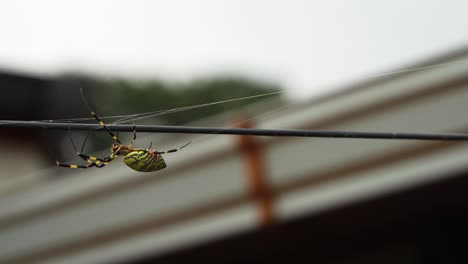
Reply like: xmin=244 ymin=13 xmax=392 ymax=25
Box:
xmin=56 ymin=90 xmax=190 ymax=172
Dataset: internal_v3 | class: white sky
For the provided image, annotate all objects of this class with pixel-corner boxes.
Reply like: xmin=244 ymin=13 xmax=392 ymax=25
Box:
xmin=0 ymin=0 xmax=467 ymax=98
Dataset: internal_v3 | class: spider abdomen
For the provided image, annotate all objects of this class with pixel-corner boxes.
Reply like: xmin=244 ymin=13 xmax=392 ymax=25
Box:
xmin=123 ymin=150 xmax=167 ymax=172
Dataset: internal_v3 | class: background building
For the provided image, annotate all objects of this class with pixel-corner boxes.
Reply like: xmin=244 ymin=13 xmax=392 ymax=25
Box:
xmin=1 ymin=47 xmax=468 ymax=263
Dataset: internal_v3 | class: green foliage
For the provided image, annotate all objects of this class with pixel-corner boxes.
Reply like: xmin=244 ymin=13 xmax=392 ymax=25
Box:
xmin=95 ymin=76 xmax=282 ymax=125
xmin=54 ymin=75 xmax=283 ymax=158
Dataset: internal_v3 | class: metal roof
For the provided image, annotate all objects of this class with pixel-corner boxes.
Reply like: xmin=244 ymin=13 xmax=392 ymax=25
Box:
xmin=1 ymin=46 xmax=468 ymax=263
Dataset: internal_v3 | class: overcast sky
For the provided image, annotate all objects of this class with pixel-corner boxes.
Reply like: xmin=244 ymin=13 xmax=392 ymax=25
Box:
xmin=0 ymin=0 xmax=467 ymax=98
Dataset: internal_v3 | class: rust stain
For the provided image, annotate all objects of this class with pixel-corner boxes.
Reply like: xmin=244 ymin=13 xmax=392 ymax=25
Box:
xmin=237 ymin=119 xmax=275 ymax=226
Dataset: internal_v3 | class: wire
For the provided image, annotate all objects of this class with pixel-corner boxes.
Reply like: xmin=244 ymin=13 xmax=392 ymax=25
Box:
xmin=32 ymin=57 xmax=468 ymax=126
xmin=38 ymin=90 xmax=284 ymax=124
xmin=4 ymin=56 xmax=468 ymax=141
xmin=111 ymin=91 xmax=284 ymax=125
xmin=1 ymin=120 xmax=468 ymax=141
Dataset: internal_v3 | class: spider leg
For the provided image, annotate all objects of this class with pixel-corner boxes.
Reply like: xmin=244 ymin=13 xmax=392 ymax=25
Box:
xmin=80 ymin=132 xmax=90 ymax=153
xmin=56 ymin=160 xmax=110 ymax=169
xmin=69 ymin=132 xmax=90 ymax=155
xmin=56 ymin=146 xmax=117 ymax=169
xmin=68 ymin=132 xmax=109 ymax=162
xmin=127 ymin=124 xmax=137 ymax=148
xmin=67 ymin=132 xmax=118 ymax=166
xmin=80 ymin=88 xmax=121 ymax=143
xmin=77 ymin=152 xmax=115 ymax=163
xmin=155 ymin=141 xmax=191 ymax=154
xmin=57 ymin=103 xmax=118 ymax=170
xmin=95 ymin=162 xmax=108 ymax=168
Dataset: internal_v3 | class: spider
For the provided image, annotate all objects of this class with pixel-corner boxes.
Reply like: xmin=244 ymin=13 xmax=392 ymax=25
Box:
xmin=56 ymin=90 xmax=190 ymax=172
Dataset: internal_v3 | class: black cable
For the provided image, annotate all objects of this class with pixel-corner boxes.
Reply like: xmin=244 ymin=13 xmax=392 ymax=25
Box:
xmin=1 ymin=120 xmax=468 ymax=141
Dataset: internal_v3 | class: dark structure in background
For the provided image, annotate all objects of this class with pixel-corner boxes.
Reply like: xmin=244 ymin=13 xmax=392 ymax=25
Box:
xmin=0 ymin=72 xmax=49 ymax=147
xmin=0 ymin=71 xmax=96 ymax=164
xmin=141 ymin=168 xmax=468 ymax=264
xmin=0 ymin=72 xmax=95 ymax=121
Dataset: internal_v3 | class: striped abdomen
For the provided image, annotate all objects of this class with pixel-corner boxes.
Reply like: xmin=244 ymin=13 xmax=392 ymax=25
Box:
xmin=123 ymin=150 xmax=167 ymax=172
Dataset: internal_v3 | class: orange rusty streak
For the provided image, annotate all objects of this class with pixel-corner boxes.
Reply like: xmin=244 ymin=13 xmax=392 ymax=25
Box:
xmin=237 ymin=119 xmax=275 ymax=226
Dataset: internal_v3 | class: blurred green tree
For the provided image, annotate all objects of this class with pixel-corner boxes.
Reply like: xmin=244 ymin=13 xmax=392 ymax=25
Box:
xmin=54 ymin=74 xmax=283 ymax=159
xmin=95 ymin=76 xmax=283 ymax=125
